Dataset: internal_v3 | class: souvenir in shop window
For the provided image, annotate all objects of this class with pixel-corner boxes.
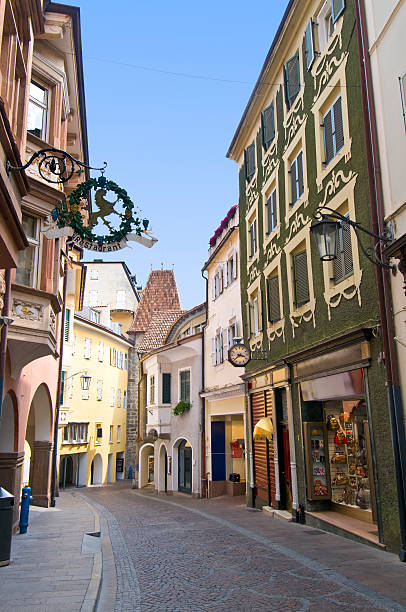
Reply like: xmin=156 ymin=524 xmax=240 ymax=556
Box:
xmin=324 ymin=399 xmax=373 ymax=513
xmin=304 ymin=422 xmax=331 ymax=500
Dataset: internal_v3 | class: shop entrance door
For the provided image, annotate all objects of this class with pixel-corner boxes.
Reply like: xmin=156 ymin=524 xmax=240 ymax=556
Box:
xmin=211 ymin=421 xmax=226 ymax=481
xmin=178 ymin=440 xmax=192 ymax=494
xmin=275 ymin=388 xmax=292 ymax=512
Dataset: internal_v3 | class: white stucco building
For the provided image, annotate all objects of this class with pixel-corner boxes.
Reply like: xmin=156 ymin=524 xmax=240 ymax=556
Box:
xmin=201 ymin=205 xmax=247 ymax=498
xmin=138 ymin=304 xmax=206 ymax=497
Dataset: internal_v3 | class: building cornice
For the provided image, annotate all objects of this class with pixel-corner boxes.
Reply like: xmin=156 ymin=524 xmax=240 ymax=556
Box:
xmin=200 ymin=383 xmax=245 ymax=400
xmin=74 ymin=315 xmax=133 ymax=347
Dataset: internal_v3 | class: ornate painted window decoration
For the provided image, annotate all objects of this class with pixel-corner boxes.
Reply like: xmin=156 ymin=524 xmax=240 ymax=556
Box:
xmin=312 ymin=60 xmax=351 ymax=192
xmin=318 ymin=170 xmax=363 ymax=320
xmin=283 ymin=92 xmax=307 ymax=153
xmin=311 ymin=10 xmax=347 ymax=103
xmin=264 ymin=253 xmax=285 ymax=344
xmin=208 ymin=204 xmax=238 ymax=249
xmin=246 ymin=275 xmax=263 ymax=351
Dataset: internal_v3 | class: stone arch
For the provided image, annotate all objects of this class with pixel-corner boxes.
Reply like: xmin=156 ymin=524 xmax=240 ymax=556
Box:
xmin=91 ymin=453 xmax=103 ymax=485
xmin=138 ymin=443 xmax=154 ymax=489
xmin=26 ymin=383 xmax=53 ymax=506
xmin=157 ymin=442 xmax=168 ymax=493
xmin=0 ymin=391 xmax=17 ymax=452
xmin=172 ymin=437 xmax=193 ymax=494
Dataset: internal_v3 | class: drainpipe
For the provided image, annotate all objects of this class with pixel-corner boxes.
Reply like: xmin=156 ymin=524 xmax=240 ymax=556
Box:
xmin=0 ymin=270 xmax=11 ymax=422
xmin=246 ymin=382 xmax=255 ymax=508
xmin=201 ymin=270 xmax=208 ymax=498
xmin=50 ymin=244 xmax=70 ymax=507
xmin=356 ymin=0 xmax=406 ymax=560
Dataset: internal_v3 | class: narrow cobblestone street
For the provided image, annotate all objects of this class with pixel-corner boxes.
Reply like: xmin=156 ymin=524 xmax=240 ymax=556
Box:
xmin=81 ymin=483 xmax=406 ymax=612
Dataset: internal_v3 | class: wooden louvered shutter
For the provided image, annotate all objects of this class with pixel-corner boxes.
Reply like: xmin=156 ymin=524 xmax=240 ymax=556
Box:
xmin=271 ymin=190 xmax=277 ymax=230
xmin=245 ymin=143 xmax=255 ymax=180
xmin=331 ymin=0 xmax=345 ymax=24
xmin=261 ymin=104 xmax=275 ymax=149
xmin=323 ymin=108 xmax=334 ymax=165
xmin=342 ymin=221 xmax=353 ymax=277
xmin=257 ymin=290 xmax=263 ymax=332
xmin=293 ymin=250 xmax=310 ymax=306
xmin=64 ymin=309 xmax=70 ymax=342
xmin=290 ymin=159 xmax=297 ymax=205
xmin=304 ymin=19 xmax=315 ymax=70
xmin=286 ymin=53 xmax=300 ymax=108
xmin=232 ymin=251 xmax=237 ymax=279
xmin=251 ymin=392 xmax=267 ymax=495
xmin=297 ymin=151 xmax=304 ymax=198
xmin=333 ymin=97 xmax=344 ymax=153
xmin=333 ymin=225 xmax=344 ymax=282
xmin=246 ymin=302 xmax=252 ymax=337
xmin=162 ymin=373 xmax=171 ymax=404
xmin=267 ymin=276 xmax=280 ymax=323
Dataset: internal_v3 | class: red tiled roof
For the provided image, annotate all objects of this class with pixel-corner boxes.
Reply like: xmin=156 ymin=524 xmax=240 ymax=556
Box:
xmin=129 ymin=269 xmax=181 ymax=333
xmin=136 ymin=310 xmax=184 ymax=353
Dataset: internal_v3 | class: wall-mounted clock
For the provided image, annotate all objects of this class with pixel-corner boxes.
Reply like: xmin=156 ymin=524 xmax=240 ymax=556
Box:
xmin=228 ymin=342 xmax=251 ymax=367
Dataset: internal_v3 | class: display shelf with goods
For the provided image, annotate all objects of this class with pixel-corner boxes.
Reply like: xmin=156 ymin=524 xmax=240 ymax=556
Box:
xmin=325 ymin=400 xmax=374 ymax=518
xmin=304 ymin=422 xmax=332 ymax=500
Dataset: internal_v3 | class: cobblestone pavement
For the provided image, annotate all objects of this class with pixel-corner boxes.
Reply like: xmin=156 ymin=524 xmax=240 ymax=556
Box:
xmin=82 ymin=483 xmax=406 ymax=612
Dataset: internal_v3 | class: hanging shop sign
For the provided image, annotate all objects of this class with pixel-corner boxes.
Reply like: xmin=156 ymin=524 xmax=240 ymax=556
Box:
xmin=42 ymin=175 xmax=157 ymax=250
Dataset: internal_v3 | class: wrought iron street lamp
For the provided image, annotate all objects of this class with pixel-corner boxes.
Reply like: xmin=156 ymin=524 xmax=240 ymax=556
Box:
xmin=310 ymin=205 xmax=396 ymax=272
xmin=79 ymin=372 xmax=91 ymax=391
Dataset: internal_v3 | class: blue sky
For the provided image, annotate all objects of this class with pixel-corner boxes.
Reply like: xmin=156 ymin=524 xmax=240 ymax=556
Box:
xmin=63 ymin=0 xmax=288 ymax=309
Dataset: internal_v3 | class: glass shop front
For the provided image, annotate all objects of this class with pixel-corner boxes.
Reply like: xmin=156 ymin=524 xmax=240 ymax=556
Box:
xmin=301 ymin=368 xmax=376 ymax=522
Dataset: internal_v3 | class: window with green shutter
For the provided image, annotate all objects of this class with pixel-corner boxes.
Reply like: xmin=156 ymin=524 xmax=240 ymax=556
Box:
xmin=261 ymin=104 xmax=275 ymax=150
xmin=292 ymin=250 xmax=310 ymax=307
xmin=266 ymin=189 xmax=277 ymax=234
xmin=284 ymin=53 xmax=300 ymax=109
xmin=323 ymin=96 xmax=344 ymax=165
xmin=249 ymin=219 xmax=257 ymax=257
xmin=64 ymin=309 xmax=70 ymax=342
xmin=162 ymin=373 xmax=171 ymax=404
xmin=289 ymin=150 xmax=304 ymax=205
xmin=304 ymin=20 xmax=315 ymax=70
xmin=333 ymin=215 xmax=353 ymax=283
xmin=60 ymin=371 xmax=66 ymax=405
xmin=244 ymin=143 xmax=256 ymax=181
xmin=267 ymin=275 xmax=281 ymax=323
xmin=180 ymin=370 xmax=190 ymax=402
xmin=331 ymin=0 xmax=345 ymax=24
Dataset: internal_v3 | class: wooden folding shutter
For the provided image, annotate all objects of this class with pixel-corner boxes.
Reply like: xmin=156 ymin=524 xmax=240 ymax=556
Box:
xmin=304 ymin=19 xmax=315 ymax=70
xmin=60 ymin=371 xmax=65 ymax=405
xmin=342 ymin=221 xmax=353 ymax=277
xmin=297 ymin=151 xmax=304 ymax=197
xmin=245 ymin=143 xmax=255 ymax=180
xmin=293 ymin=250 xmax=310 ymax=306
xmin=232 ymin=251 xmax=237 ymax=279
xmin=331 ymin=0 xmax=345 ymax=24
xmin=333 ymin=97 xmax=344 ymax=153
xmin=271 ymin=190 xmax=277 ymax=230
xmin=333 ymin=225 xmax=344 ymax=282
xmin=290 ymin=159 xmax=297 ymax=205
xmin=64 ymin=309 xmax=70 ymax=342
xmin=246 ymin=302 xmax=252 ymax=337
xmin=257 ymin=290 xmax=263 ymax=332
xmin=223 ymin=263 xmax=228 ymax=289
xmin=285 ymin=53 xmax=300 ymax=108
xmin=267 ymin=276 xmax=280 ymax=323
xmin=261 ymin=103 xmax=275 ymax=149
xmin=252 ymin=390 xmax=276 ymax=507
xmin=211 ymin=337 xmax=216 ymax=365
xmin=253 ymin=219 xmax=257 ymax=253
xmin=162 ymin=373 xmax=171 ymax=403
xmin=212 ymin=278 xmax=216 ymax=301
xmin=323 ymin=108 xmax=334 ymax=165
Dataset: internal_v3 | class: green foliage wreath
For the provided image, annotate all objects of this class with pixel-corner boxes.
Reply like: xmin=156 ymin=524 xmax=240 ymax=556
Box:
xmin=52 ymin=175 xmax=144 ymax=244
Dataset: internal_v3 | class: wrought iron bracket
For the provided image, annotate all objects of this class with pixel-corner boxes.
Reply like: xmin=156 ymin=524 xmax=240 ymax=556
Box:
xmin=314 ymin=205 xmax=397 ymax=273
xmin=251 ymin=349 xmax=268 ymax=360
xmin=6 ymin=147 xmax=107 ymax=184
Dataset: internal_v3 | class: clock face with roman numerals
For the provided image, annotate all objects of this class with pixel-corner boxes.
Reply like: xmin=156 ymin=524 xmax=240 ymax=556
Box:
xmin=228 ymin=343 xmax=251 ymax=367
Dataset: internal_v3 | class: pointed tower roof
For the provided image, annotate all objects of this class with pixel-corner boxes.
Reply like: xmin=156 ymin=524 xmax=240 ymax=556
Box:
xmin=129 ymin=269 xmax=182 ymax=333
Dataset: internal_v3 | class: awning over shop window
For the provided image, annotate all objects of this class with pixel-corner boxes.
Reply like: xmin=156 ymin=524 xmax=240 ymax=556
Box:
xmin=253 ymin=417 xmax=274 ymax=441
xmin=300 ymin=368 xmax=364 ymax=402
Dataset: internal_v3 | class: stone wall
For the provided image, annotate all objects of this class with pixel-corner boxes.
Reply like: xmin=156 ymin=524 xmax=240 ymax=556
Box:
xmin=125 ymin=346 xmax=139 ymax=477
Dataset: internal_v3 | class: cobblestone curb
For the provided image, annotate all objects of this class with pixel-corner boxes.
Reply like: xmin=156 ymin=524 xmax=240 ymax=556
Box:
xmin=74 ymin=493 xmax=103 ymax=612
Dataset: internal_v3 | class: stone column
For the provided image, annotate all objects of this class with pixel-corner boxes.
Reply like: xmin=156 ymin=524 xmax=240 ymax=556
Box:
xmin=30 ymin=441 xmax=52 ymax=507
xmin=0 ymin=451 xmax=24 ymax=531
xmin=125 ymin=346 xmax=140 ymax=478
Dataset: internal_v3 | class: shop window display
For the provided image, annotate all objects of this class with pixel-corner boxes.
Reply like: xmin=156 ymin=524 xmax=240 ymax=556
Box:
xmin=326 ymin=399 xmax=372 ymax=513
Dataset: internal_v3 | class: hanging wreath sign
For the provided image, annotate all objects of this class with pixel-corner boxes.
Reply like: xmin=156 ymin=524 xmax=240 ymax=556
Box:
xmin=43 ymin=175 xmax=157 ymax=251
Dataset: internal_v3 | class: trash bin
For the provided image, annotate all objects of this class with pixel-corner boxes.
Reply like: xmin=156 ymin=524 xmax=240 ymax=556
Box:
xmin=0 ymin=487 xmax=14 ymax=567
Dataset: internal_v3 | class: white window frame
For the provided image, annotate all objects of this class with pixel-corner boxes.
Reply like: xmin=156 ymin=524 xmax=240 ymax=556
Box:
xmin=84 ymin=338 xmax=91 ymax=359
xmin=15 ymin=213 xmax=40 ymax=288
xmin=117 ymin=425 xmax=121 ymax=443
xmin=110 ymin=387 xmax=115 ymax=407
xmin=109 ymin=425 xmax=113 ymax=443
xmin=98 ymin=341 xmax=104 ymax=362
xmin=27 ymin=80 xmax=49 ymax=141
xmin=97 ymin=380 xmax=103 ymax=401
xmin=117 ymin=389 xmax=121 ymax=408
xmin=123 ymin=390 xmax=127 ymax=410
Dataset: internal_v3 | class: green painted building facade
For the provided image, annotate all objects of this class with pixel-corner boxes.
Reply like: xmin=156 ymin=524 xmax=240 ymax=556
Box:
xmin=227 ymin=0 xmax=401 ymax=551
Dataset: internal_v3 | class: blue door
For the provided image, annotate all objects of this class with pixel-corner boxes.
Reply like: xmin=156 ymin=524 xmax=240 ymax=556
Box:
xmin=211 ymin=421 xmax=226 ymax=481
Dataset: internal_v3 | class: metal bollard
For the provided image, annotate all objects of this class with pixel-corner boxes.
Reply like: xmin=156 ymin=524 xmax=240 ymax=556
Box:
xmin=19 ymin=486 xmax=31 ymax=534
